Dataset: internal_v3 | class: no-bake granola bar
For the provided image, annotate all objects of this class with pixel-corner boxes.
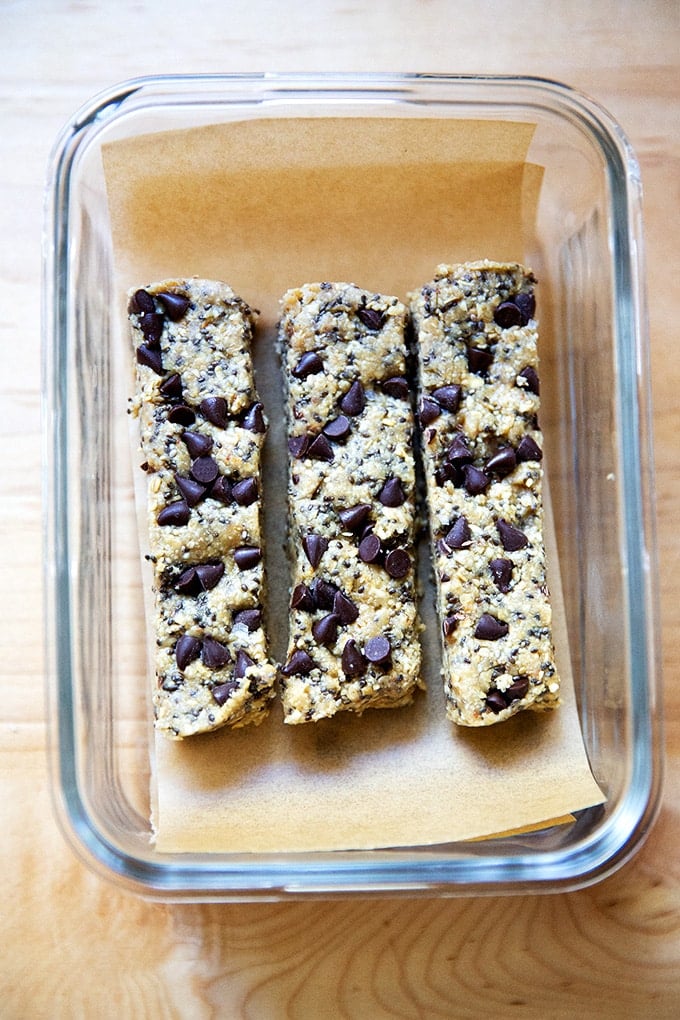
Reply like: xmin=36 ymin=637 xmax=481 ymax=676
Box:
xmin=277 ymin=282 xmax=423 ymax=723
xmin=410 ymin=261 xmax=560 ymax=726
xmin=129 ymin=278 xmax=277 ymax=739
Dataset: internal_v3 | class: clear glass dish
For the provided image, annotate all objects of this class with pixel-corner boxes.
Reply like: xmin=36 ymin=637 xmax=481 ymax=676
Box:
xmin=43 ymin=73 xmax=661 ymax=900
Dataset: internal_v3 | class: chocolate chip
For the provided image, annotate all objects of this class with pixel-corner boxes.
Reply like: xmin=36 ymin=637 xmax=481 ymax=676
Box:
xmin=462 ymin=464 xmax=489 ymax=495
xmin=195 ymin=562 xmax=225 ymax=591
xmin=485 ymin=446 xmax=517 ymax=477
xmin=293 ymin=352 xmax=324 ymax=378
xmin=312 ymin=578 xmax=338 ymax=609
xmin=517 ymin=366 xmax=540 ymax=395
xmin=358 ymin=533 xmax=382 ymax=563
xmin=175 ymin=474 xmax=207 ymax=506
xmin=234 ymin=546 xmax=262 ymax=570
xmin=288 ymin=434 xmax=310 ymax=459
xmin=157 ymin=500 xmax=190 ymax=526
xmin=506 ymin=676 xmax=530 ymax=702
xmin=232 ymin=477 xmax=258 ymax=506
xmin=307 ymin=433 xmax=334 ymax=462
xmin=516 ymin=435 xmax=543 ymax=462
xmin=489 ymin=557 xmax=513 ymax=593
xmin=213 ymin=680 xmax=239 ymax=706
xmin=174 ymin=566 xmax=200 ymax=595
xmin=234 ymin=649 xmax=254 ymax=679
xmin=131 ymin=288 xmax=155 ymax=315
xmin=494 ymin=301 xmax=523 ymax=328
xmin=384 ymin=548 xmax=410 ymax=578
xmin=312 ymin=613 xmax=339 ymax=647
xmin=419 ymin=397 xmax=441 ymax=426
xmin=381 ymin=376 xmax=409 ymax=399
xmin=364 ymin=635 xmax=391 ymax=664
xmin=338 ymin=503 xmax=372 ymax=532
xmin=157 ymin=291 xmax=190 ymax=321
xmin=514 ymin=292 xmax=535 ymax=323
xmin=201 ymin=637 xmax=231 ymax=669
xmin=200 ymin=396 xmax=229 ymax=428
xmin=242 ymin=401 xmax=266 ymax=434
xmin=233 ymin=608 xmax=262 ymax=631
xmin=497 ymin=519 xmax=529 ymax=551
xmin=140 ymin=311 xmax=164 ymax=345
xmin=357 ymin=306 xmax=385 ymax=330
xmin=442 ymin=615 xmax=458 ymax=637
xmin=190 ymin=455 xmax=219 ymax=485
xmin=302 ymin=533 xmax=328 ymax=568
xmin=333 ymin=590 xmax=359 ymax=625
xmin=323 ymin=415 xmax=351 ymax=441
xmin=447 ymin=434 xmax=473 ymax=465
xmin=339 ymin=380 xmax=365 ymax=416
xmin=291 ymin=583 xmax=316 ymax=612
xmin=210 ymin=476 xmax=233 ymax=503
xmin=474 ymin=613 xmax=509 ymax=640
xmin=136 ymin=344 xmax=163 ymax=375
xmin=379 ymin=477 xmax=406 ymax=507
xmin=182 ymin=431 xmax=213 ymax=458
xmin=282 ymin=649 xmax=316 ymax=676
xmin=167 ymin=404 xmax=196 ymax=426
xmin=435 ymin=463 xmax=459 ymax=487
xmin=432 ymin=385 xmax=462 ymax=412
xmin=444 ymin=516 xmax=471 ymax=550
xmin=485 ymin=690 xmax=508 ymax=714
xmin=175 ymin=634 xmax=201 ymax=671
xmin=159 ymin=372 xmax=183 ymax=401
xmin=341 ymin=638 xmax=367 ymax=677
xmin=467 ymin=346 xmax=494 ymax=374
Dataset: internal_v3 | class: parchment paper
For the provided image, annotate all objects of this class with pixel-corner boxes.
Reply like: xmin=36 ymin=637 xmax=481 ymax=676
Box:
xmin=103 ymin=115 xmax=604 ymax=852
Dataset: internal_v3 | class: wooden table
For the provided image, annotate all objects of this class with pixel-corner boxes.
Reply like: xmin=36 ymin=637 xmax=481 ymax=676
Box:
xmin=3 ymin=2 xmax=678 ymax=1015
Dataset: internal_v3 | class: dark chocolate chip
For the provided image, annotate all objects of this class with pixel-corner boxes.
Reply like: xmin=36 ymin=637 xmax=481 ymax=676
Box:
xmin=157 ymin=500 xmax=190 ymax=526
xmin=233 ymin=608 xmax=262 ymax=631
xmin=175 ymin=474 xmax=208 ymax=507
xmin=312 ymin=578 xmax=338 ymax=609
xmin=419 ymin=397 xmax=441 ymax=426
xmin=174 ymin=566 xmax=200 ymax=595
xmin=378 ymin=476 xmax=406 ymax=508
xmin=435 ymin=463 xmax=459 ymax=487
xmin=195 ymin=562 xmax=225 ymax=591
xmin=506 ymin=676 xmax=530 ymax=702
xmin=462 ymin=464 xmax=490 ymax=495
xmin=182 ymin=431 xmax=213 ymax=458
xmin=136 ymin=344 xmax=164 ymax=375
xmin=357 ymin=306 xmax=385 ymax=330
xmin=167 ymin=404 xmax=196 ymax=426
xmin=486 ymin=690 xmax=508 ymax=714
xmin=234 ymin=546 xmax=262 ymax=570
xmin=232 ymin=477 xmax=258 ymax=506
xmin=381 ymin=376 xmax=409 ymax=399
xmin=341 ymin=638 xmax=368 ymax=677
xmin=159 ymin=372 xmax=183 ymax=401
xmin=384 ymin=548 xmax=410 ymax=579
xmin=513 ymin=292 xmax=535 ymax=323
xmin=302 ymin=533 xmax=328 ymax=568
xmin=333 ymin=590 xmax=359 ymax=625
xmin=282 ymin=649 xmax=316 ymax=676
xmin=516 ymin=435 xmax=543 ymax=462
xmin=494 ymin=301 xmax=523 ymax=328
xmin=131 ymin=288 xmax=155 ymax=315
xmin=497 ymin=519 xmax=529 ymax=551
xmin=447 ymin=434 xmax=473 ymax=465
xmin=442 ymin=615 xmax=458 ymax=637
xmin=210 ymin=476 xmax=233 ymax=503
xmin=175 ymin=634 xmax=201 ymax=671
xmin=234 ymin=649 xmax=255 ymax=679
xmin=288 ymin=434 xmax=310 ymax=459
xmin=200 ymin=396 xmax=229 ymax=428
xmin=358 ymin=533 xmax=382 ymax=563
xmin=364 ymin=635 xmax=391 ymax=664
xmin=293 ymin=351 xmax=324 ymax=378
xmin=489 ymin=557 xmax=513 ymax=593
xmin=140 ymin=311 xmax=164 ymax=345
xmin=432 ymin=385 xmax=462 ymax=412
xmin=201 ymin=637 xmax=231 ymax=669
xmin=443 ymin=516 xmax=471 ymax=550
xmin=242 ymin=401 xmax=266 ymax=434
xmin=517 ymin=365 xmax=540 ymax=395
xmin=307 ymin=433 xmax=335 ymax=462
xmin=291 ymin=583 xmax=316 ymax=612
xmin=156 ymin=291 xmax=190 ymax=321
xmin=339 ymin=380 xmax=365 ymax=416
xmin=323 ymin=415 xmax=351 ymax=441
xmin=485 ymin=446 xmax=517 ymax=477
xmin=312 ymin=613 xmax=339 ymax=647
xmin=213 ymin=680 xmax=239 ymax=706
xmin=467 ymin=346 xmax=494 ymax=374
xmin=474 ymin=613 xmax=509 ymax=640
xmin=338 ymin=503 xmax=372 ymax=532
xmin=190 ymin=455 xmax=219 ymax=485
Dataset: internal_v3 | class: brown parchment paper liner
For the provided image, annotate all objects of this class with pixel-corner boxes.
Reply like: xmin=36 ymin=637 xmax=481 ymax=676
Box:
xmin=104 ymin=116 xmax=604 ymax=853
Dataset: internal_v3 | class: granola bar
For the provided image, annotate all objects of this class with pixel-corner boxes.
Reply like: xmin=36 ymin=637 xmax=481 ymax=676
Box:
xmin=277 ymin=282 xmax=423 ymax=723
xmin=410 ymin=261 xmax=560 ymax=725
xmin=129 ymin=278 xmax=276 ymax=738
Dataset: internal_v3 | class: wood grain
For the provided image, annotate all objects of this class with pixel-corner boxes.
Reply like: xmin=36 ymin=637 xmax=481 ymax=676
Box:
xmin=2 ymin=1 xmax=679 ymax=1016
